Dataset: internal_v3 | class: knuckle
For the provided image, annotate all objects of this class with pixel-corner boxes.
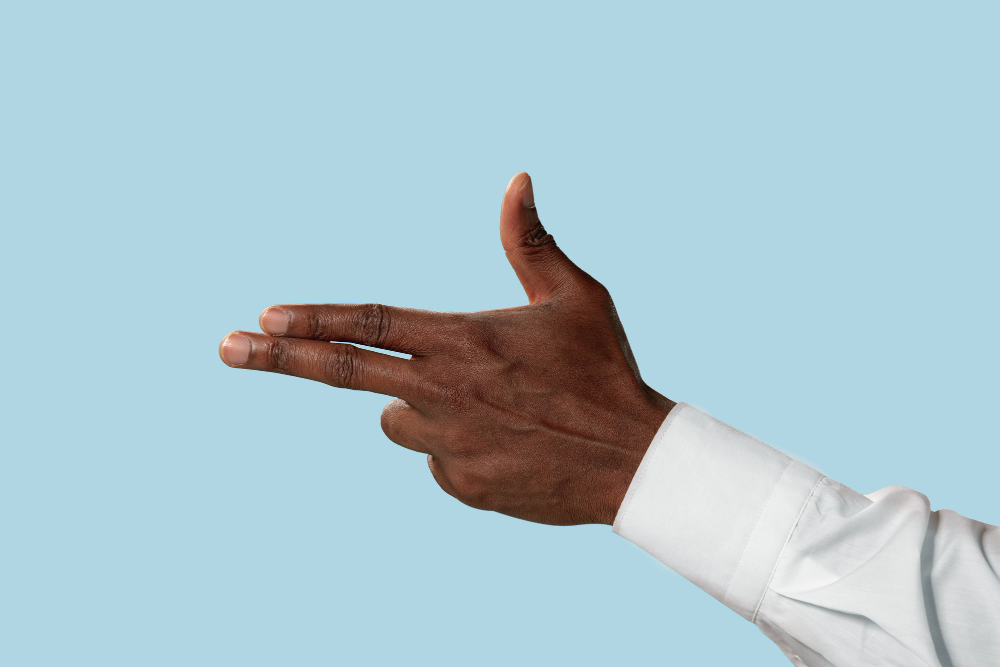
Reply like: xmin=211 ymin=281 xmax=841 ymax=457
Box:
xmin=457 ymin=319 xmax=488 ymax=352
xmin=380 ymin=405 xmax=395 ymax=437
xmin=323 ymin=344 xmax=358 ymax=388
xmin=428 ymin=456 xmax=461 ymax=501
xmin=306 ymin=311 xmax=328 ymax=339
xmin=267 ymin=339 xmax=295 ymax=370
xmin=380 ymin=399 xmax=406 ymax=438
xmin=449 ymin=469 xmax=490 ymax=507
xmin=514 ymin=220 xmax=556 ymax=253
xmin=355 ymin=303 xmax=390 ymax=347
xmin=453 ymin=315 xmax=500 ymax=359
xmin=427 ymin=455 xmax=454 ymax=494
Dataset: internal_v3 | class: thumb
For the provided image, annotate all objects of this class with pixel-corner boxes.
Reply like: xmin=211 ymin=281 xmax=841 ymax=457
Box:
xmin=500 ymin=172 xmax=582 ymax=304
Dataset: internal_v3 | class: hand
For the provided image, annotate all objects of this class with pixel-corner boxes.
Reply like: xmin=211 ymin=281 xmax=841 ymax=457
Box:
xmin=219 ymin=173 xmax=675 ymax=525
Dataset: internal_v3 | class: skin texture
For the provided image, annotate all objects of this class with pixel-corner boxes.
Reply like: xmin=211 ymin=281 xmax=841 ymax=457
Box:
xmin=219 ymin=172 xmax=675 ymax=526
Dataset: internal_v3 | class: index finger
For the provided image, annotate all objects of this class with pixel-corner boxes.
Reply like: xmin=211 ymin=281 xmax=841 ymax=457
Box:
xmin=259 ymin=303 xmax=451 ymax=355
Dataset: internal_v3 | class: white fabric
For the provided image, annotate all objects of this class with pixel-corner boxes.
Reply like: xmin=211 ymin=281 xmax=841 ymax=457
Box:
xmin=613 ymin=402 xmax=1000 ymax=666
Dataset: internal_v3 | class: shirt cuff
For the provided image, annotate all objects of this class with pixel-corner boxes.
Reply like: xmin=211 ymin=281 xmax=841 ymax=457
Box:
xmin=612 ymin=402 xmax=825 ymax=621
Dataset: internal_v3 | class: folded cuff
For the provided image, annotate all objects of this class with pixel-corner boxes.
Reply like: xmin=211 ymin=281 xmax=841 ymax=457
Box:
xmin=613 ymin=402 xmax=824 ymax=621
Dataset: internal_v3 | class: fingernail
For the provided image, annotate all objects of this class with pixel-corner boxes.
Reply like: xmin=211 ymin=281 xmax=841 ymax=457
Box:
xmin=220 ymin=332 xmax=251 ymax=366
xmin=518 ymin=174 xmax=534 ymax=209
xmin=260 ymin=307 xmax=289 ymax=335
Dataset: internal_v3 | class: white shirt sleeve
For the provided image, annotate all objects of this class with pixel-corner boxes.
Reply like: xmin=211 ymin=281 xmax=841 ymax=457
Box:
xmin=612 ymin=402 xmax=1000 ymax=666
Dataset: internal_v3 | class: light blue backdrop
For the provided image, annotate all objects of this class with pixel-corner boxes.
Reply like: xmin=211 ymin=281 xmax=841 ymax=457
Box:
xmin=2 ymin=2 xmax=997 ymax=665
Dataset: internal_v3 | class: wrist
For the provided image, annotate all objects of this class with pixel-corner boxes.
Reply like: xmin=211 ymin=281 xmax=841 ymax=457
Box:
xmin=597 ymin=390 xmax=675 ymax=525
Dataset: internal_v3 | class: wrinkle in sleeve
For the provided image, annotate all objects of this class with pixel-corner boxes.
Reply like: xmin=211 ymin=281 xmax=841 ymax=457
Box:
xmin=758 ymin=479 xmax=1000 ymax=666
xmin=613 ymin=402 xmax=1000 ymax=666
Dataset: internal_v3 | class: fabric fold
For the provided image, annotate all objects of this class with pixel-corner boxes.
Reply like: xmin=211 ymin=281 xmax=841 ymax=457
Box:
xmin=612 ymin=402 xmax=824 ymax=620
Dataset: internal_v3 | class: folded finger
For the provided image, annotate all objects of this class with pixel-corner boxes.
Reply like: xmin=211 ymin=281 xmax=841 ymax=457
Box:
xmin=380 ymin=398 xmax=435 ymax=454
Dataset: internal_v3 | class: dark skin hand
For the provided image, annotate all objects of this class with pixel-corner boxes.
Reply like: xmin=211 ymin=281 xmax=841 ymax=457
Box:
xmin=219 ymin=172 xmax=675 ymax=526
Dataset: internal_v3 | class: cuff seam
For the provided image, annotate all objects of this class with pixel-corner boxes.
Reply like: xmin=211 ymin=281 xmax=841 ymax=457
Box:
xmin=722 ymin=456 xmax=794 ymax=604
xmin=749 ymin=474 xmax=827 ymax=623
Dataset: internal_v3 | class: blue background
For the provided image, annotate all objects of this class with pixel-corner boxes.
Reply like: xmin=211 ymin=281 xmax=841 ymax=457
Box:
xmin=2 ymin=2 xmax=997 ymax=665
